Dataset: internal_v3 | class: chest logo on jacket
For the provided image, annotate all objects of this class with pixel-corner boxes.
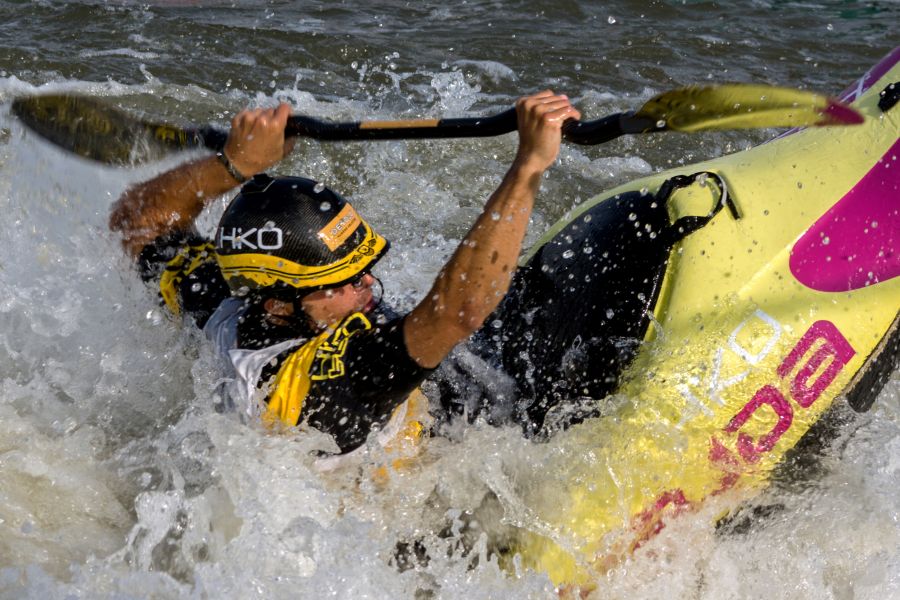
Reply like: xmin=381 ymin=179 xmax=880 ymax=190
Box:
xmin=312 ymin=313 xmax=373 ymax=380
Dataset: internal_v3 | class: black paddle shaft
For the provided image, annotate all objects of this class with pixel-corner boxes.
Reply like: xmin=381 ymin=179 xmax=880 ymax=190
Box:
xmin=194 ymin=109 xmax=660 ymax=148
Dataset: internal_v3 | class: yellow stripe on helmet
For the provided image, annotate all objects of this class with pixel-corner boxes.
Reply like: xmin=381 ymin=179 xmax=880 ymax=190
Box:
xmin=216 ymin=222 xmax=387 ymax=290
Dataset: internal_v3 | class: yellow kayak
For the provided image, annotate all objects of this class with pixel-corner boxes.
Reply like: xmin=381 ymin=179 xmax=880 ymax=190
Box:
xmin=512 ymin=47 xmax=900 ymax=586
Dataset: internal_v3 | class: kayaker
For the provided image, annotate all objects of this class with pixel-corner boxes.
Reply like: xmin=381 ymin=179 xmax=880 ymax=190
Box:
xmin=109 ymin=92 xmax=581 ymax=457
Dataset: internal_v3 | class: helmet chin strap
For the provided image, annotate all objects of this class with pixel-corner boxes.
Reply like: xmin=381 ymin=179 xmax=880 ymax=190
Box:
xmin=260 ymin=301 xmax=316 ymax=336
xmin=272 ymin=275 xmax=384 ymax=337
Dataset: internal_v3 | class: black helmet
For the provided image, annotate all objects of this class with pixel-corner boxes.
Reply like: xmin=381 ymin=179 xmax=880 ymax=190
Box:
xmin=215 ymin=174 xmax=389 ymax=296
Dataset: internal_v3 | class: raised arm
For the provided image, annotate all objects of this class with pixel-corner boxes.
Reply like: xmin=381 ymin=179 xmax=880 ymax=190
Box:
xmin=403 ymin=91 xmax=580 ymax=368
xmin=109 ymin=103 xmax=295 ymax=259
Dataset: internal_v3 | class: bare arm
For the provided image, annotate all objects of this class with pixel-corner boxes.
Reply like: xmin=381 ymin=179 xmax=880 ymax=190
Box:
xmin=403 ymin=92 xmax=581 ymax=368
xmin=109 ymin=103 xmax=295 ymax=259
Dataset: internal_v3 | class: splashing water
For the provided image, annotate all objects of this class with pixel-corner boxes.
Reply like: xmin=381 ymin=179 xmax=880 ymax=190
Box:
xmin=0 ymin=2 xmax=898 ymax=597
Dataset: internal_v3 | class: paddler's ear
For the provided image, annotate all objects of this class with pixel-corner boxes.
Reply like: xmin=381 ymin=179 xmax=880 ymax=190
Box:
xmin=263 ymin=298 xmax=294 ymax=316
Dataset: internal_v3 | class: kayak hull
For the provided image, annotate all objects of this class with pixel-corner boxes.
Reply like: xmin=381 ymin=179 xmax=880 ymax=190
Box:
xmin=516 ymin=48 xmax=900 ymax=585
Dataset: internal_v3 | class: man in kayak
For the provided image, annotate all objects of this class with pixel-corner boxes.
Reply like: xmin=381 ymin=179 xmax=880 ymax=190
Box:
xmin=109 ymin=92 xmax=580 ymax=457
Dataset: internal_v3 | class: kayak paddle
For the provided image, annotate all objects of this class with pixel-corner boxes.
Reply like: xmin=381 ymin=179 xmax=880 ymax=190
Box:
xmin=10 ymin=84 xmax=862 ymax=166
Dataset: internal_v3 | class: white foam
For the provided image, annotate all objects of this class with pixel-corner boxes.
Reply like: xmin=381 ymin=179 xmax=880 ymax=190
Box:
xmin=0 ymin=71 xmax=897 ymax=599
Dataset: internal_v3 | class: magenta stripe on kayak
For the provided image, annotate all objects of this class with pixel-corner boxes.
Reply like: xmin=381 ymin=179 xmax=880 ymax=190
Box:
xmin=789 ymin=138 xmax=899 ymax=292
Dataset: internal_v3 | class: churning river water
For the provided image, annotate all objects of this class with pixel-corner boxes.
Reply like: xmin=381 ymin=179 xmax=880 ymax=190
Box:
xmin=0 ymin=1 xmax=898 ymax=598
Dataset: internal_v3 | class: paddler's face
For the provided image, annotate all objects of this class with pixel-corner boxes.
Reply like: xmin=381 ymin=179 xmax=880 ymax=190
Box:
xmin=297 ymin=272 xmax=376 ymax=329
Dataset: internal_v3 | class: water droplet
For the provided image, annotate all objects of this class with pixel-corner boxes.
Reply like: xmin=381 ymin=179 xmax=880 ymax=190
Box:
xmin=491 ymin=319 xmax=503 ymax=329
xmin=797 ymin=181 xmax=803 ymax=189
xmin=319 ymin=201 xmax=332 ymax=211
xmin=191 ymin=283 xmax=202 ymax=292
xmin=822 ymin=236 xmax=830 ymax=245
xmin=640 ymin=187 xmax=650 ymax=196
xmin=491 ymin=211 xmax=501 ymax=221
xmin=605 ymin=309 xmax=615 ymax=319
xmin=656 ymin=119 xmax=666 ymax=128
xmin=826 ymin=23 xmax=834 ymax=31
xmin=583 ymin=246 xmax=593 ymax=255
xmin=540 ymin=264 xmax=551 ymax=273
xmin=583 ymin=214 xmax=592 ymax=223
xmin=562 ymin=249 xmax=575 ymax=259
xmin=628 ymin=212 xmax=637 ymax=221
xmin=871 ymin=221 xmax=878 ymax=228
xmin=313 ymin=182 xmax=326 ymax=193
xmin=607 ymin=16 xmax=617 ymax=24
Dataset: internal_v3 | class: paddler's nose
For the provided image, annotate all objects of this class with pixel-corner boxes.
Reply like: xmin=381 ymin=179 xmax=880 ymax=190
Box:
xmin=352 ymin=272 xmax=375 ymax=290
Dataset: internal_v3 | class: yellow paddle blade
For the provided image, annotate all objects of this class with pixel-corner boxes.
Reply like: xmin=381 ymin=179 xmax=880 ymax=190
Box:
xmin=10 ymin=94 xmax=210 ymax=165
xmin=637 ymin=84 xmax=864 ymax=132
